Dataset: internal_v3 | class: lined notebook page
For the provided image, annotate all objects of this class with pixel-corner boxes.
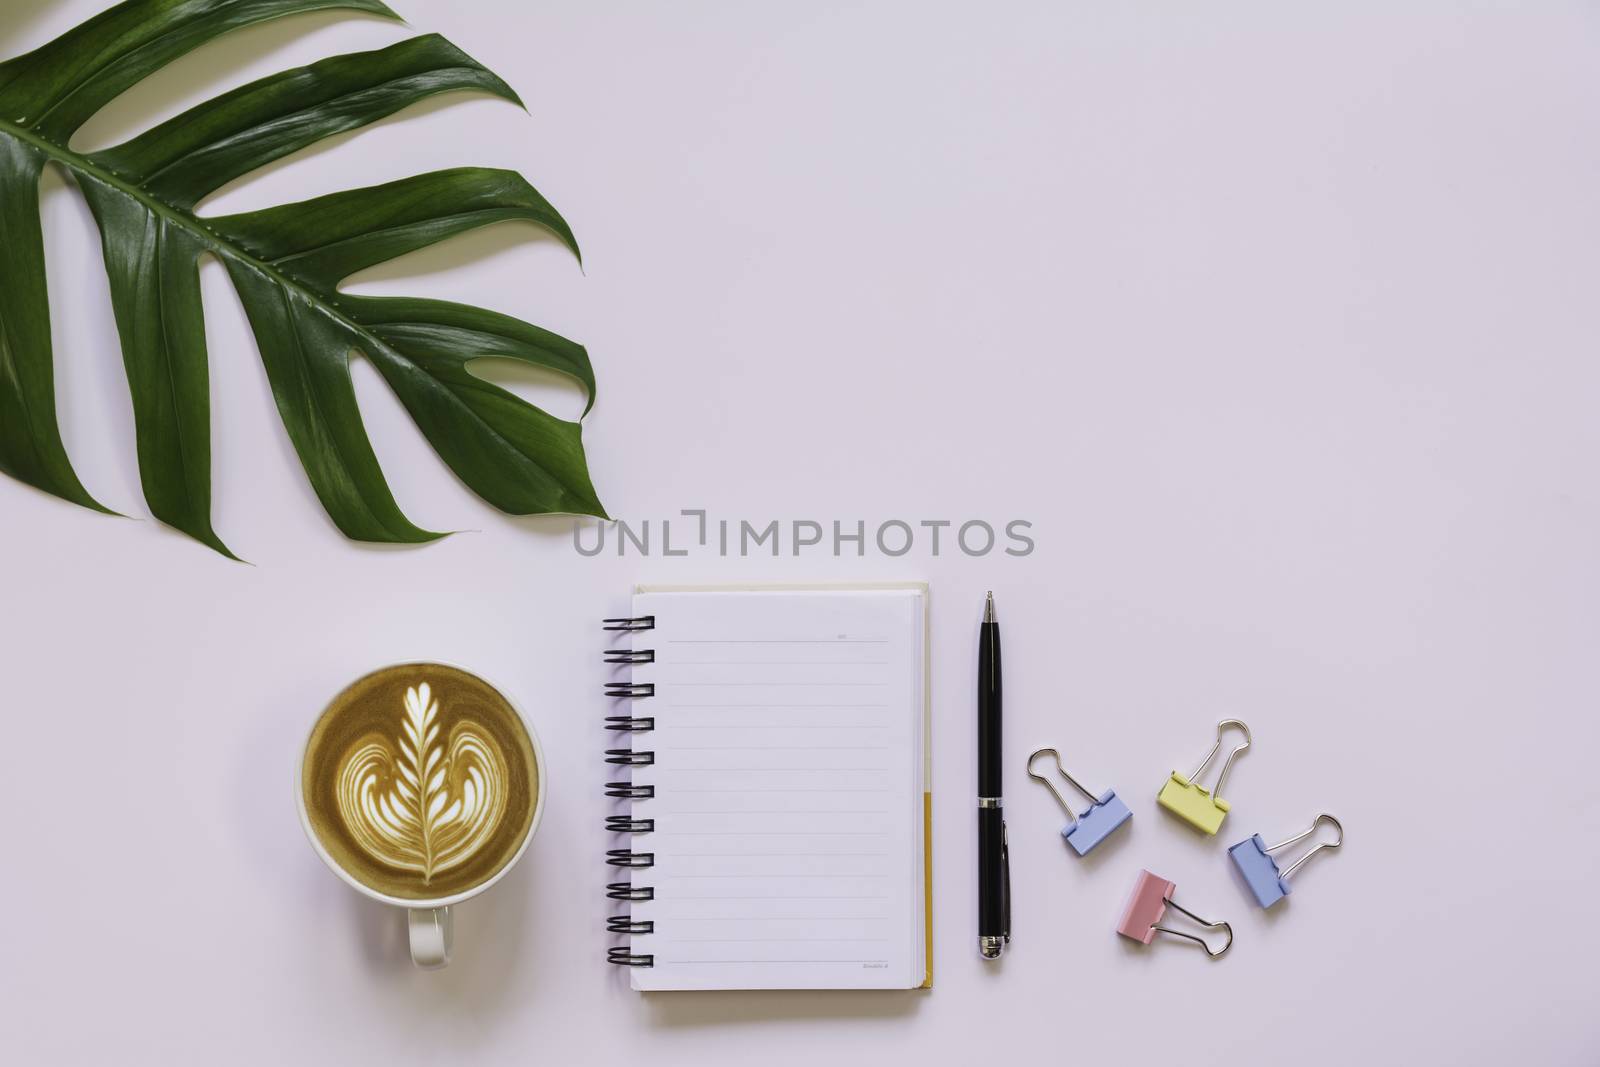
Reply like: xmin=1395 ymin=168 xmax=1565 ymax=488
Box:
xmin=626 ymin=588 xmax=927 ymax=991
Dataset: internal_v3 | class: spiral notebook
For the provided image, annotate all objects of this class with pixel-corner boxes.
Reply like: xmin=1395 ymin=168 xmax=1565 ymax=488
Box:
xmin=604 ymin=583 xmax=933 ymax=991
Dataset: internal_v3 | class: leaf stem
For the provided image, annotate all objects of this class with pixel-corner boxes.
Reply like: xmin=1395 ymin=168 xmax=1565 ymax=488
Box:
xmin=0 ymin=118 xmax=353 ymax=333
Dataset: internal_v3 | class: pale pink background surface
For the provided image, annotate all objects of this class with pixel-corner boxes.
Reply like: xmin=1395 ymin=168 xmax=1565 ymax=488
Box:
xmin=2 ymin=1 xmax=1597 ymax=1063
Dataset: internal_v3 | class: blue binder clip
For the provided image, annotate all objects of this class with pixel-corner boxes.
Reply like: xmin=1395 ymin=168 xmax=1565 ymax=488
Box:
xmin=1228 ymin=813 xmax=1343 ymax=909
xmin=1026 ymin=748 xmax=1132 ymax=856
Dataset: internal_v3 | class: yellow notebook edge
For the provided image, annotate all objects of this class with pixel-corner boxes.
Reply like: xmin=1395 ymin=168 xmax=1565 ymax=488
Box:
xmin=919 ymin=584 xmax=933 ymax=989
xmin=633 ymin=581 xmax=935 ymax=990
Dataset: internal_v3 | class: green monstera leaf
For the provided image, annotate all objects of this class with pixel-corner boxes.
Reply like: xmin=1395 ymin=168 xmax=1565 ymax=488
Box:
xmin=0 ymin=0 xmax=604 ymax=557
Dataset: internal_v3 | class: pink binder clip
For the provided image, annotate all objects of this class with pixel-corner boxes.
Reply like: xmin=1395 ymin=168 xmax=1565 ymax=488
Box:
xmin=1116 ymin=869 xmax=1233 ymax=959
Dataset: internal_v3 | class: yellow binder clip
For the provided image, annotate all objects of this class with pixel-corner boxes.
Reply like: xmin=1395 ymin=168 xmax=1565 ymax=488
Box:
xmin=1157 ymin=719 xmax=1251 ymax=835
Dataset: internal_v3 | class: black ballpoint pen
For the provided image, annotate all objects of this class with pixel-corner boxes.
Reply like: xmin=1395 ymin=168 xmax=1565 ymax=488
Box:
xmin=978 ymin=590 xmax=1010 ymax=960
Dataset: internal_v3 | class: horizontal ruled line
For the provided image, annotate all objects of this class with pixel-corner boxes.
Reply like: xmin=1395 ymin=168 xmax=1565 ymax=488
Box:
xmin=665 ymin=831 xmax=889 ymax=837
xmin=669 ymin=704 xmax=890 ymax=709
xmin=672 ymin=682 xmax=889 ymax=687
xmin=668 ymin=809 xmax=884 ymax=815
xmin=668 ymin=896 xmax=889 ymax=901
xmin=670 ymin=788 xmax=891 ymax=794
xmin=661 ymin=725 xmax=886 ymax=731
xmin=668 ymin=938 xmax=890 ymax=944
xmin=662 ymin=958 xmax=890 ymax=965
xmin=671 ymin=767 xmax=889 ymax=773
xmin=669 ymin=746 xmax=889 ymax=752
xmin=668 ymin=639 xmax=888 ymax=644
xmin=670 ymin=915 xmax=888 ymax=921
xmin=663 ymin=874 xmax=887 ymax=880
xmin=664 ymin=851 xmax=885 ymax=857
xmin=673 ymin=660 xmax=891 ymax=666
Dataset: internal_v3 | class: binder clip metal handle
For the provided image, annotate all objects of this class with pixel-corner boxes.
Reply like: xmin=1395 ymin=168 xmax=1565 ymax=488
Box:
xmin=1274 ymin=813 xmax=1343 ymax=880
xmin=1188 ymin=718 xmax=1251 ymax=801
xmin=1116 ymin=869 xmax=1233 ymax=959
xmin=1229 ymin=813 xmax=1343 ymax=909
xmin=1157 ymin=719 xmax=1251 ymax=835
xmin=1026 ymin=748 xmax=1131 ymax=856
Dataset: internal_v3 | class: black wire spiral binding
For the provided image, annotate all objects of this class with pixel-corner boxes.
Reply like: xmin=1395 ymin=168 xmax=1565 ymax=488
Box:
xmin=606 ymin=621 xmax=657 ymax=967
xmin=607 ymin=882 xmax=653 ymax=901
xmin=607 ymin=849 xmax=655 ymax=868
xmin=606 ymin=715 xmax=655 ymax=732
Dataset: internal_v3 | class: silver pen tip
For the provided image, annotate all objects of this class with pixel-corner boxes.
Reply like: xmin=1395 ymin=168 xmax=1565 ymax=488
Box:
xmin=979 ymin=936 xmax=1005 ymax=960
xmin=983 ymin=591 xmax=995 ymax=624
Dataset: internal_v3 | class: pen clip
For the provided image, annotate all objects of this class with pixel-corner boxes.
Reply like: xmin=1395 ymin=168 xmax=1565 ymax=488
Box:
xmin=1001 ymin=818 xmax=1011 ymax=942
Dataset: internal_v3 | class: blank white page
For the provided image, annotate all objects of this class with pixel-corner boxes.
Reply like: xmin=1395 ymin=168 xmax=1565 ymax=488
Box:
xmin=623 ymin=586 xmax=927 ymax=991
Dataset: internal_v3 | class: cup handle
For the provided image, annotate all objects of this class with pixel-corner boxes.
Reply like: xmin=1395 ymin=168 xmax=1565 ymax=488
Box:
xmin=408 ymin=906 xmax=453 ymax=969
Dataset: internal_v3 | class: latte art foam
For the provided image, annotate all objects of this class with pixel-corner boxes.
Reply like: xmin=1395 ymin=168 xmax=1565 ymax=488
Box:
xmin=336 ymin=683 xmax=509 ymax=883
xmin=302 ymin=665 xmax=539 ymax=901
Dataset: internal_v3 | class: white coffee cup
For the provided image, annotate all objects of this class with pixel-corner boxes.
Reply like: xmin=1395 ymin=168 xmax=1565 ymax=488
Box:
xmin=294 ymin=664 xmax=547 ymax=969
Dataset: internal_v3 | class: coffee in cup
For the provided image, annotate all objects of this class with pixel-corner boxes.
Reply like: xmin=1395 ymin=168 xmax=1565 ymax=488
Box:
xmin=297 ymin=663 xmax=544 ymax=967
